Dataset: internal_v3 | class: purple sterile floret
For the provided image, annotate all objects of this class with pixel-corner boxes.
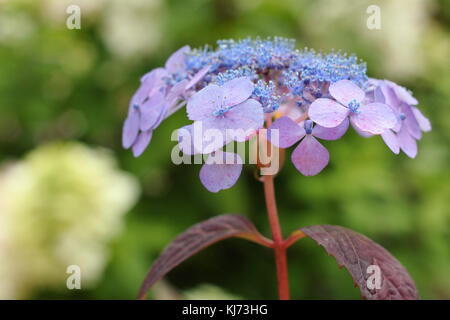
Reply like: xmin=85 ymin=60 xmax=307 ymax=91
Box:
xmin=184 ymin=77 xmax=264 ymax=154
xmin=268 ymin=117 xmax=348 ymax=176
xmin=199 ymin=151 xmax=243 ymax=193
xmin=309 ymin=80 xmax=397 ymax=135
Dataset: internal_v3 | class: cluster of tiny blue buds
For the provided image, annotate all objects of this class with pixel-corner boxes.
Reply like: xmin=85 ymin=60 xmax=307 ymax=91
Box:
xmin=184 ymin=37 xmax=369 ymax=114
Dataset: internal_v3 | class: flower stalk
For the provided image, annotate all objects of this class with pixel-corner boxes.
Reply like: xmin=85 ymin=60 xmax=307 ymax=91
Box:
xmin=263 ymin=173 xmax=290 ymax=300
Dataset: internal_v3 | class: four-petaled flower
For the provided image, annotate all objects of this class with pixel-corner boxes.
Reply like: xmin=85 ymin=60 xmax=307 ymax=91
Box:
xmin=183 ymin=77 xmax=264 ymax=154
xmin=309 ymin=80 xmax=397 ymax=135
xmin=268 ymin=117 xmax=349 ymax=176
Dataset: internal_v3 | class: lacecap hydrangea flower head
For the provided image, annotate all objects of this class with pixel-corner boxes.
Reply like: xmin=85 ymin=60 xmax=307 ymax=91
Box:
xmin=123 ymin=37 xmax=431 ymax=192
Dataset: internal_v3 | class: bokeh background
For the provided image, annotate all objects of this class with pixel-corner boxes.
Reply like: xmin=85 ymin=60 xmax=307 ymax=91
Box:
xmin=0 ymin=0 xmax=449 ymax=299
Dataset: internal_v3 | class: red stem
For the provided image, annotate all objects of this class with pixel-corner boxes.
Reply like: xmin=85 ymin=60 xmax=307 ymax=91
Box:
xmin=263 ymin=172 xmax=290 ymax=300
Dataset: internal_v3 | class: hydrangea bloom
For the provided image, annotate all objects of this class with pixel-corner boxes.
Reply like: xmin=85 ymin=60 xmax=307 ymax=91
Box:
xmin=122 ymin=37 xmax=431 ymax=192
xmin=268 ymin=118 xmax=349 ymax=176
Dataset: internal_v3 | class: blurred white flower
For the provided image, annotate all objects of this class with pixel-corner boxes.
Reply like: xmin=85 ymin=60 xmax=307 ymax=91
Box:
xmin=300 ymin=0 xmax=432 ymax=78
xmin=100 ymin=0 xmax=163 ymax=59
xmin=0 ymin=142 xmax=140 ymax=299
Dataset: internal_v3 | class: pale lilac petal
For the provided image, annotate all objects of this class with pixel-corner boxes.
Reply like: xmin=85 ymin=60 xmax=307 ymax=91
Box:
xmin=131 ymin=81 xmax=153 ymax=106
xmin=374 ymin=85 xmax=385 ymax=104
xmin=166 ymin=79 xmax=189 ymax=104
xmin=379 ymin=83 xmax=400 ymax=109
xmin=217 ymin=99 xmax=264 ymax=142
xmin=132 ymin=130 xmax=153 ymax=157
xmin=329 ymin=80 xmax=365 ymax=106
xmin=312 ymin=117 xmax=349 ymax=141
xmin=177 ymin=125 xmax=196 ymax=155
xmin=381 ymin=130 xmax=400 ymax=154
xmin=187 ymin=84 xmax=223 ymax=121
xmin=221 ymin=77 xmax=254 ymax=107
xmin=140 ymin=68 xmax=167 ymax=85
xmin=386 ymin=80 xmax=418 ymax=105
xmin=308 ymin=98 xmax=349 ymax=128
xmin=179 ymin=122 xmax=229 ymax=155
xmin=140 ymin=90 xmax=166 ymax=131
xmin=122 ymin=107 xmax=140 ymax=149
xmin=199 ymin=151 xmax=243 ymax=193
xmin=398 ymin=126 xmax=417 ymax=158
xmin=368 ymin=78 xmax=382 ymax=87
xmin=351 ymin=103 xmax=398 ymax=134
xmin=134 ymin=68 xmax=167 ymax=105
xmin=291 ymin=135 xmax=329 ymax=176
xmin=267 ymin=116 xmax=305 ymax=148
xmin=165 ymin=45 xmax=190 ymax=74
xmin=185 ymin=65 xmax=211 ymax=91
xmin=350 ymin=118 xmax=374 ymax=138
xmin=412 ymin=107 xmax=431 ymax=132
xmin=400 ymin=103 xmax=422 ymax=140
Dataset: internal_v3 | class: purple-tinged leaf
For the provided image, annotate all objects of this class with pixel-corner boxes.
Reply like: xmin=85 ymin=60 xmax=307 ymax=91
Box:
xmin=300 ymin=224 xmax=420 ymax=300
xmin=137 ymin=214 xmax=272 ymax=299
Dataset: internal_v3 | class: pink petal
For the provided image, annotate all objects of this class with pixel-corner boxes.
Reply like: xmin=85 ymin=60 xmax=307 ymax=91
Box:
xmin=140 ymin=91 xmax=166 ymax=131
xmin=351 ymin=103 xmax=398 ymax=134
xmin=267 ymin=116 xmax=305 ymax=148
xmin=312 ymin=117 xmax=349 ymax=141
xmin=350 ymin=119 xmax=374 ymax=138
xmin=329 ymin=80 xmax=365 ymax=106
xmin=165 ymin=45 xmax=190 ymax=74
xmin=199 ymin=151 xmax=243 ymax=193
xmin=122 ymin=107 xmax=140 ymax=149
xmin=185 ymin=65 xmax=211 ymax=91
xmin=187 ymin=84 xmax=223 ymax=121
xmin=221 ymin=77 xmax=254 ymax=107
xmin=291 ymin=135 xmax=330 ymax=176
xmin=412 ymin=107 xmax=431 ymax=132
xmin=218 ymin=99 xmax=264 ymax=142
xmin=381 ymin=130 xmax=400 ymax=154
xmin=308 ymin=98 xmax=349 ymax=128
xmin=132 ymin=130 xmax=153 ymax=157
xmin=398 ymin=126 xmax=417 ymax=158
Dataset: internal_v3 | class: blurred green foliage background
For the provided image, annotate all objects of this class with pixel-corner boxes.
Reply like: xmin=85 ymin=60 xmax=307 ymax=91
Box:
xmin=0 ymin=0 xmax=449 ymax=299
